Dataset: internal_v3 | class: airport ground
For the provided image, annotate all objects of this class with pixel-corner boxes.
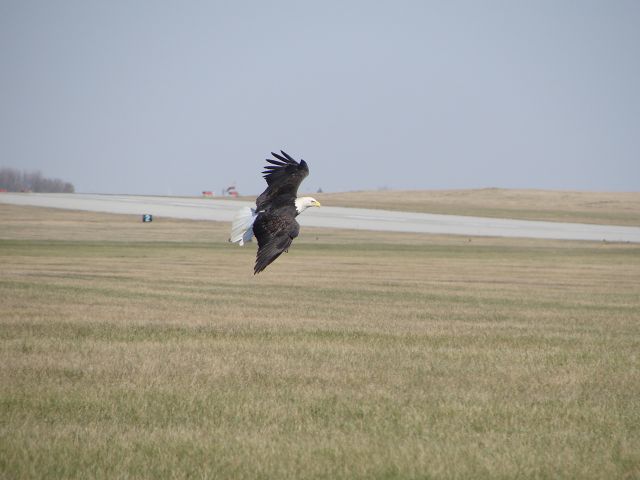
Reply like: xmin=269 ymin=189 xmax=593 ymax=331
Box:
xmin=1 ymin=202 xmax=639 ymax=478
xmin=1 ymin=190 xmax=640 ymax=242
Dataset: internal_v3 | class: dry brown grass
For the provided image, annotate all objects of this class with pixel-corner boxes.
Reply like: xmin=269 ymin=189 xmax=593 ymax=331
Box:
xmin=1 ymin=204 xmax=639 ymax=479
xmin=305 ymin=188 xmax=640 ymax=226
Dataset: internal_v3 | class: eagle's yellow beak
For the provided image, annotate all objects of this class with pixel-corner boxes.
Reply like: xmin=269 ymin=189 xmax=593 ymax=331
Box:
xmin=313 ymin=200 xmax=321 ymax=207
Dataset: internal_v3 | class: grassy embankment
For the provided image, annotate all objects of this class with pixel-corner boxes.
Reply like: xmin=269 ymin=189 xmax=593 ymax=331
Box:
xmin=304 ymin=188 xmax=640 ymax=226
xmin=1 ymin=204 xmax=639 ymax=479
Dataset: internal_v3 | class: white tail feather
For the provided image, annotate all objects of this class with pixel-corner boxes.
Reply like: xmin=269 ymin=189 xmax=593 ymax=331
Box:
xmin=229 ymin=206 xmax=257 ymax=246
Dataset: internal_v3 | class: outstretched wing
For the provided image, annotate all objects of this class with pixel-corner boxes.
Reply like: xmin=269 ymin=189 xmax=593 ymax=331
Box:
xmin=252 ymin=210 xmax=300 ymax=274
xmin=256 ymin=151 xmax=309 ymax=210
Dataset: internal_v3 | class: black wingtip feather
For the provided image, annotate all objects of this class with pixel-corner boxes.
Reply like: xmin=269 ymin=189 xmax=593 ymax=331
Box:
xmin=265 ymin=159 xmax=285 ymax=166
xmin=280 ymin=150 xmax=295 ymax=162
xmin=257 ymin=149 xmax=310 ymax=203
xmin=271 ymin=152 xmax=296 ymax=164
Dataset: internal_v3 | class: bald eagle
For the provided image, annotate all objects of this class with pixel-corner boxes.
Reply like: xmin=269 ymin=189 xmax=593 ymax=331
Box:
xmin=229 ymin=150 xmax=320 ymax=274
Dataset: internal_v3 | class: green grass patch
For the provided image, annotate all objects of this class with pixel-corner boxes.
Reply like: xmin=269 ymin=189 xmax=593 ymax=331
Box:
xmin=1 ymin=206 xmax=640 ymax=479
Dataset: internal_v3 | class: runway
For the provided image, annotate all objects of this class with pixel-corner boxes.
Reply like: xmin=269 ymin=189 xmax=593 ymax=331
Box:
xmin=2 ymin=192 xmax=639 ymax=243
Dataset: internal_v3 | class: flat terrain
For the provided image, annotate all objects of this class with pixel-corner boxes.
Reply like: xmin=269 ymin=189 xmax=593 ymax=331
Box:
xmin=1 ymin=205 xmax=639 ymax=479
xmin=2 ymin=192 xmax=640 ymax=242
xmin=312 ymin=188 xmax=640 ymax=226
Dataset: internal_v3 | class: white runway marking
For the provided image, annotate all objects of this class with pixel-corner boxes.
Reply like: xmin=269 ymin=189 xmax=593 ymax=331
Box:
xmin=1 ymin=193 xmax=639 ymax=243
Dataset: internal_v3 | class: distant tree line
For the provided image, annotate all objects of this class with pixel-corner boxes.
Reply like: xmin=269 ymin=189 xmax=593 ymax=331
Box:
xmin=0 ymin=168 xmax=75 ymax=193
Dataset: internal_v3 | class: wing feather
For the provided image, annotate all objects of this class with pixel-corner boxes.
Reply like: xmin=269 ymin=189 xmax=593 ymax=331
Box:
xmin=280 ymin=150 xmax=297 ymax=162
xmin=256 ymin=150 xmax=309 ymax=210
xmin=265 ymin=158 xmax=286 ymax=166
xmin=252 ymin=210 xmax=299 ymax=274
xmin=254 ymin=236 xmax=292 ymax=274
xmin=271 ymin=151 xmax=297 ymax=164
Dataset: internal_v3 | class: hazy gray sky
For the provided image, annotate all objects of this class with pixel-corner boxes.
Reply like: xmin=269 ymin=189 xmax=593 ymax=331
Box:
xmin=1 ymin=1 xmax=639 ymax=195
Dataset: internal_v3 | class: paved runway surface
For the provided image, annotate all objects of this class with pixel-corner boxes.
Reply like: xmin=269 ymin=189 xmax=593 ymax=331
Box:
xmin=2 ymin=193 xmax=639 ymax=243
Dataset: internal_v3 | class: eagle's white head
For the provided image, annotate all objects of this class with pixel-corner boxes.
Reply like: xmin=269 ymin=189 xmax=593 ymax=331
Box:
xmin=294 ymin=196 xmax=321 ymax=214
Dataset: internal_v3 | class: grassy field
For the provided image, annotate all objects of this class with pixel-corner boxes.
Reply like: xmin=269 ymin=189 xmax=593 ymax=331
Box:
xmin=306 ymin=188 xmax=640 ymax=226
xmin=1 ymin=204 xmax=639 ymax=479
